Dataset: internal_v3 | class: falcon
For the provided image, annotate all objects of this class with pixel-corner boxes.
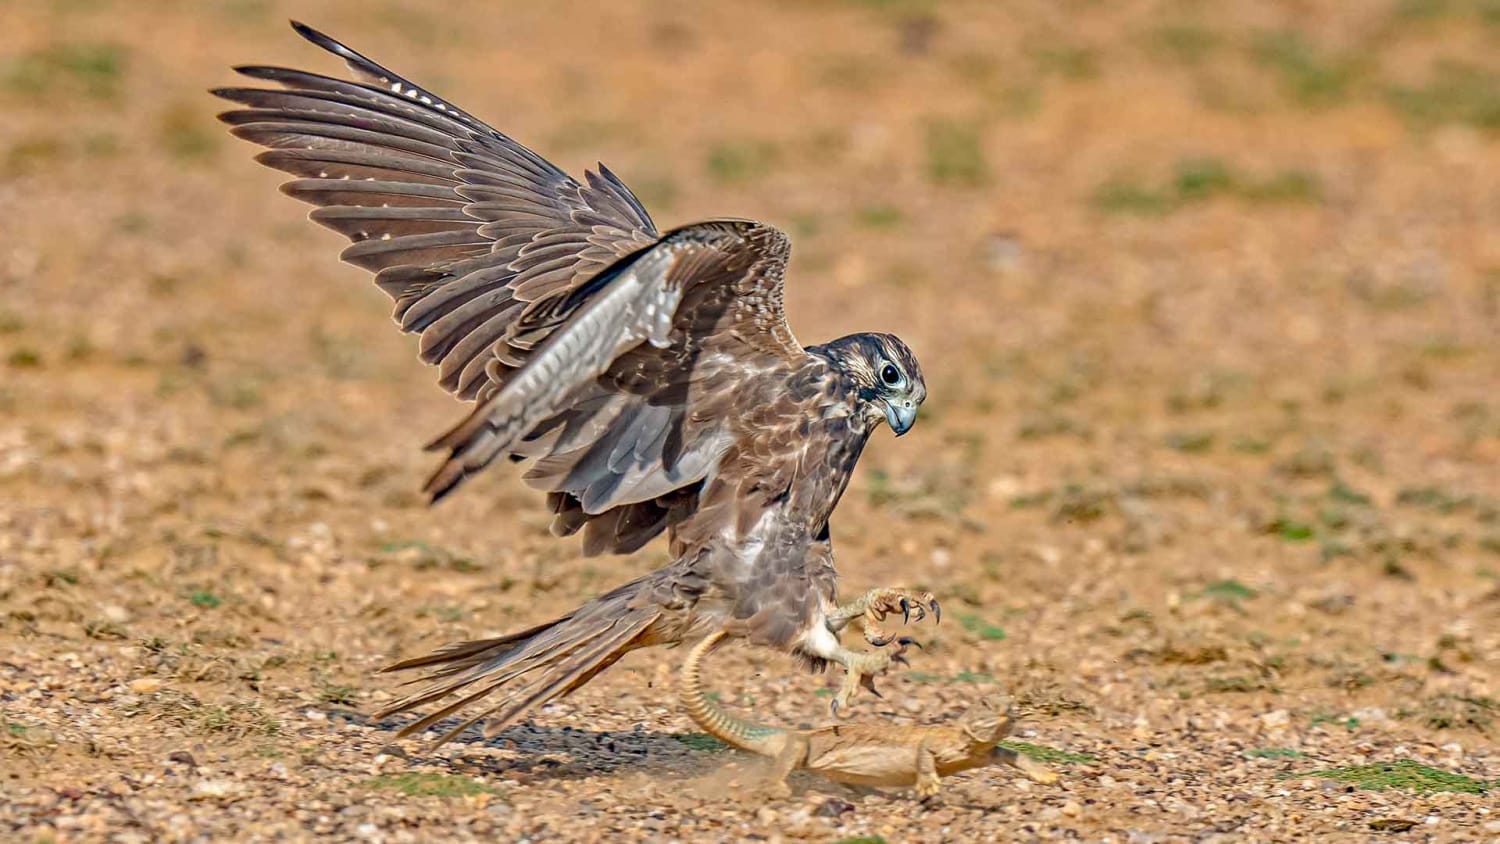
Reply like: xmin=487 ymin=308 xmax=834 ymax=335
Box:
xmin=214 ymin=21 xmax=937 ymax=745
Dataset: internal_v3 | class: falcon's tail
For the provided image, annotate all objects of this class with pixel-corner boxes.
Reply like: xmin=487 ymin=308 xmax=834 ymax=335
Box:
xmin=375 ymin=573 xmax=664 ymax=745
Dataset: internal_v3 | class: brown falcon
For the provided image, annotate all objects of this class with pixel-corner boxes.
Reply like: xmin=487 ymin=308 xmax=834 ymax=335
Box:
xmin=214 ymin=22 xmax=937 ymax=745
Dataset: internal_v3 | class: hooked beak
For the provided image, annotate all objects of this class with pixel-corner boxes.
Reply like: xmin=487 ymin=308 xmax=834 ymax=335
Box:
xmin=884 ymin=401 xmax=917 ymax=436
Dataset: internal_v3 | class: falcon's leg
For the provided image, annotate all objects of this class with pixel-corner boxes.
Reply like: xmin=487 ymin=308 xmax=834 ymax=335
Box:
xmin=826 ymin=637 xmax=917 ymax=717
xmin=816 ymin=588 xmax=940 ymax=716
xmin=826 ymin=587 xmax=941 ymax=647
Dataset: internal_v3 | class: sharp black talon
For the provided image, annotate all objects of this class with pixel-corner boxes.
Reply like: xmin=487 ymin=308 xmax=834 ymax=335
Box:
xmin=830 ymin=699 xmax=840 ymax=717
xmin=867 ymin=632 xmax=897 ymax=647
xmin=860 ymin=674 xmax=882 ymax=697
xmin=897 ymin=636 xmax=921 ymax=649
xmin=930 ymin=599 xmax=942 ymax=624
xmin=899 ymin=598 xmax=911 ymax=625
xmin=892 ymin=654 xmax=911 ymax=667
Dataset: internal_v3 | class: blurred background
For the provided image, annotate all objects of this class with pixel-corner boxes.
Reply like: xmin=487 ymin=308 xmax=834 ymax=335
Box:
xmin=0 ymin=0 xmax=1495 ymax=838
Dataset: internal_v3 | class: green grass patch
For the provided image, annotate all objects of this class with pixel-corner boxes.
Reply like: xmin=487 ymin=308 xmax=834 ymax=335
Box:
xmin=1245 ymin=747 xmax=1304 ymax=759
xmin=1032 ymin=45 xmax=1099 ymax=81
xmin=1251 ymin=30 xmax=1358 ymax=107
xmin=959 ymin=614 xmax=1007 ymax=641
xmin=1239 ymin=169 xmax=1321 ymax=203
xmin=1231 ymin=436 xmax=1272 ymax=454
xmin=924 ymin=118 xmax=987 ymax=187
xmin=1092 ymin=180 xmax=1176 ymax=216
xmin=319 ymin=684 xmax=358 ymax=706
xmin=7 ymin=349 xmax=42 ymax=368
xmin=1327 ymin=480 xmax=1372 ymax=507
xmin=377 ymin=540 xmax=483 ymax=573
xmin=159 ymin=103 xmax=217 ymax=161
xmin=1163 ymin=430 xmax=1215 ymax=453
xmin=674 ymin=732 xmax=730 ymax=752
xmin=1395 ymin=485 xmax=1475 ymax=514
xmin=187 ymin=590 xmax=221 ymax=609
xmin=1094 ymin=158 xmax=1320 ymax=216
xmin=1147 ymin=24 xmax=1220 ymax=64
xmin=706 ymin=141 xmax=778 ymax=185
xmin=362 ymin=772 xmax=497 ymax=798
xmin=1198 ymin=579 xmax=1258 ymax=602
xmin=1295 ymin=760 xmax=1491 ymax=795
xmin=1267 ymin=517 xmax=1315 ymax=542
xmin=1387 ymin=62 xmax=1498 ymax=131
xmin=1310 ymin=712 xmax=1361 ymax=731
xmin=1000 ymin=740 xmax=1097 ymax=765
xmin=3 ymin=42 xmax=128 ymax=101
xmin=1174 ymin=157 xmax=1236 ymax=200
xmin=854 ymin=204 xmax=905 ymax=229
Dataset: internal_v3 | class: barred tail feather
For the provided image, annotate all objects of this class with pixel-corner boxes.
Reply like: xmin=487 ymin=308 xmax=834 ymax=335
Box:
xmin=375 ymin=583 xmax=661 ymax=746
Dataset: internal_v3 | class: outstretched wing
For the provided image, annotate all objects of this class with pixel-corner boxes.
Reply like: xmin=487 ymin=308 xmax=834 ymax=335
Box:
xmin=213 ymin=21 xmax=659 ymax=401
xmin=215 ymin=22 xmax=804 ymax=555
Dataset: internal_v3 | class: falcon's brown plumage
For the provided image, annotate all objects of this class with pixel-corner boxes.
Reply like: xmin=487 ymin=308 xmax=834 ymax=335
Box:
xmin=214 ymin=21 xmax=933 ymax=745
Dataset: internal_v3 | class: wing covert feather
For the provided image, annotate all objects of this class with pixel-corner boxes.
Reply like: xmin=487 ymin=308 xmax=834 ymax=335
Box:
xmin=218 ymin=23 xmax=807 ymax=558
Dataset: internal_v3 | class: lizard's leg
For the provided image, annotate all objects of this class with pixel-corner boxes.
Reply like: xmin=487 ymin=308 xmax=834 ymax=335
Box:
xmin=993 ymin=746 xmax=1059 ymax=785
xmin=766 ymin=734 xmax=811 ymax=798
xmin=914 ymin=738 xmax=941 ymax=798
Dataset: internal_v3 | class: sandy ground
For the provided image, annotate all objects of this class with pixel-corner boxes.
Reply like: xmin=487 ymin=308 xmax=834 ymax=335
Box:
xmin=1 ymin=1 xmax=1496 ymax=841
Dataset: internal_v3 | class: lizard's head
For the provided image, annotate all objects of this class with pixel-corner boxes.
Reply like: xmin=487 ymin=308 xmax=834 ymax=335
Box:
xmin=957 ymin=694 xmax=1014 ymax=744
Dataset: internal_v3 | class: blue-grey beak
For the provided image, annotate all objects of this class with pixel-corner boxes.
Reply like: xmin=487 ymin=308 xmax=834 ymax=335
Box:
xmin=885 ymin=401 xmax=917 ymax=436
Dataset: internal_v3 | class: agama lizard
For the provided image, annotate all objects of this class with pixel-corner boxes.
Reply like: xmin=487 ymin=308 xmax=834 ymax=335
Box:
xmin=680 ymin=630 xmax=1060 ymax=797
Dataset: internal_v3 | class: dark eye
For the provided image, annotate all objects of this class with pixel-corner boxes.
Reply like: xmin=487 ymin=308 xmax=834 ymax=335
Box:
xmin=880 ymin=363 xmax=901 ymax=386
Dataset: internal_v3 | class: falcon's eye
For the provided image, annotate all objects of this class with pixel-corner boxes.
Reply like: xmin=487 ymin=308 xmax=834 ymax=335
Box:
xmin=880 ymin=363 xmax=901 ymax=386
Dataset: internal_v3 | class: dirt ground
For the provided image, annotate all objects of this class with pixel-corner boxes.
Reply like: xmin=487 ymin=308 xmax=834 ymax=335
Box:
xmin=1 ymin=1 xmax=1496 ymax=841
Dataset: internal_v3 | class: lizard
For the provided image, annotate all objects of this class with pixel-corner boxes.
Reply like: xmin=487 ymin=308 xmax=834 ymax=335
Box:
xmin=679 ymin=629 xmax=1060 ymax=798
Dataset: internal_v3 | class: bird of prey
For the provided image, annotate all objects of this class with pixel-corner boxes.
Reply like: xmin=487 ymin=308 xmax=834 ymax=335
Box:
xmin=214 ymin=21 xmax=937 ymax=745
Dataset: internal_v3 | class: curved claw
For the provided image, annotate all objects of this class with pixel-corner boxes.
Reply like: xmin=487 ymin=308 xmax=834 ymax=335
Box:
xmin=898 ymin=597 xmax=929 ymax=625
xmin=860 ymin=673 xmax=882 ymax=698
xmin=930 ymin=599 xmax=942 ymax=624
xmin=898 ymin=636 xmax=922 ymax=650
xmin=866 ymin=631 xmax=899 ymax=647
xmin=892 ymin=653 xmax=911 ymax=667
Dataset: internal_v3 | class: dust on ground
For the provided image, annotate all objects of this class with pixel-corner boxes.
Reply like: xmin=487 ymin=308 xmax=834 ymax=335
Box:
xmin=1 ymin=1 xmax=1496 ymax=841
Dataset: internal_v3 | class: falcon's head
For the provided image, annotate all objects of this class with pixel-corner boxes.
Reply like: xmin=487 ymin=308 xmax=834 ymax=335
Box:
xmin=813 ymin=333 xmax=927 ymax=436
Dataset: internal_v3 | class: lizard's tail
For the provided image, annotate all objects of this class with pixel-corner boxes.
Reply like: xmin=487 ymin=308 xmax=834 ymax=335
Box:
xmin=680 ymin=629 xmax=780 ymax=754
xmin=376 ymin=572 xmax=664 ymax=746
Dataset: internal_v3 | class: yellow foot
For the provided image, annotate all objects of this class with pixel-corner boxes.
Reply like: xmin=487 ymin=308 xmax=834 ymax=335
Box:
xmin=828 ymin=636 xmax=920 ymax=717
xmin=829 ymin=587 xmax=941 ymax=639
xmin=1017 ymin=756 xmax=1060 ymax=785
xmin=915 ymin=774 xmax=942 ymax=798
xmin=823 ymin=587 xmax=940 ymax=716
